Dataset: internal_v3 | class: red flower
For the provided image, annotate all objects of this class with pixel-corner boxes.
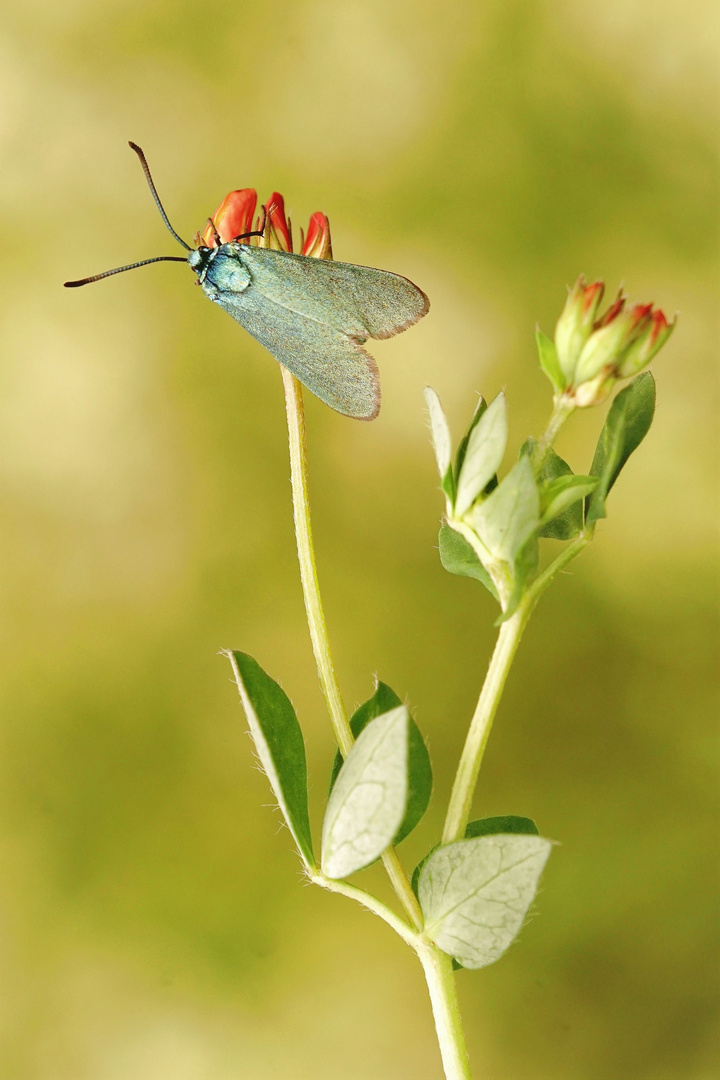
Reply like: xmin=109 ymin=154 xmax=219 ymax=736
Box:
xmin=197 ymin=188 xmax=333 ymax=260
xmin=199 ymin=189 xmax=257 ymax=247
xmin=301 ymin=212 xmax=333 ymax=260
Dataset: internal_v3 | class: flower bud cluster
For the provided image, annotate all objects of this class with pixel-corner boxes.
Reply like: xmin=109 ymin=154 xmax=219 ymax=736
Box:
xmin=554 ymin=276 xmax=675 ymax=406
xmin=196 ymin=189 xmax=332 ymax=259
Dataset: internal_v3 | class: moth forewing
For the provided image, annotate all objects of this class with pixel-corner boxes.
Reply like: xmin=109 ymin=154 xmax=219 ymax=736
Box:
xmin=224 ymin=247 xmax=429 ymax=341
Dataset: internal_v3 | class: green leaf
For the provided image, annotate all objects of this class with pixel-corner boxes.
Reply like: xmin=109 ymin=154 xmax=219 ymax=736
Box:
xmin=424 ymin=387 xmax=455 ymax=504
xmin=455 ymin=392 xmax=508 ymax=517
xmin=438 ymin=523 xmax=499 ymax=602
xmin=586 ymin=372 xmax=656 ymax=526
xmin=418 ymin=834 xmax=553 ymax=968
xmin=536 ymin=329 xmax=565 ymax=392
xmin=540 ymin=474 xmax=598 ymax=530
xmin=536 ymin=448 xmax=581 ymax=540
xmin=465 ymin=815 xmax=539 ymax=838
xmin=454 ymin=397 xmax=487 ymax=482
xmin=329 ymin=682 xmax=433 ymax=845
xmin=228 ymin=651 xmax=314 ymax=868
xmin=471 ymin=456 xmax=540 ymax=563
xmin=321 ymin=706 xmax=410 ymax=879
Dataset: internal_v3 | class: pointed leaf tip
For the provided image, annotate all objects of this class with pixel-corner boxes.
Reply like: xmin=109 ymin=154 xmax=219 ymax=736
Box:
xmin=227 ymin=651 xmax=314 ymax=867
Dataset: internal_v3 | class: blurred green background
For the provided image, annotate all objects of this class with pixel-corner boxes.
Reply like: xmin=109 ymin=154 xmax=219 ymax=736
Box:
xmin=1 ymin=0 xmax=717 ymax=1076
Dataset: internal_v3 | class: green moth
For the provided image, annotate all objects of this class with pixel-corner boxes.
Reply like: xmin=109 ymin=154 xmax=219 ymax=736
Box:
xmin=65 ymin=143 xmax=429 ymax=420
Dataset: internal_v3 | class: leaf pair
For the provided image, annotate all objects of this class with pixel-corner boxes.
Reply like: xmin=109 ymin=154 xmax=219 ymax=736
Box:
xmin=228 ymin=654 xmax=432 ymax=880
xmin=323 ymin=683 xmax=432 ymax=879
xmin=413 ymin=815 xmax=552 ymax=969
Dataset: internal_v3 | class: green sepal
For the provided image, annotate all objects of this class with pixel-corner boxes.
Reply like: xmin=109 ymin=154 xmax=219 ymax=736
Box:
xmin=586 ymin=372 xmax=656 ymax=525
xmin=437 ymin=522 xmax=499 ymax=602
xmin=536 ymin=329 xmax=565 ymax=392
xmin=329 ymin=682 xmax=432 ymax=845
xmin=418 ymin=833 xmax=553 ymax=968
xmin=227 ymin=651 xmax=315 ymax=868
xmin=322 ymin=706 xmax=411 ymax=878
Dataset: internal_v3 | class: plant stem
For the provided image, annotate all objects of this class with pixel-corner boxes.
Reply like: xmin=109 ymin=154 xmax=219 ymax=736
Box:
xmin=442 ymin=607 xmax=529 ymax=843
xmin=442 ymin=531 xmax=590 ymax=845
xmin=417 ymin=944 xmax=473 ymax=1080
xmin=281 ymin=367 xmax=353 ymax=756
xmin=309 ymin=870 xmax=418 ymax=948
xmin=281 ymin=366 xmax=423 ymax=931
xmin=532 ymin=395 xmax=575 ymax=469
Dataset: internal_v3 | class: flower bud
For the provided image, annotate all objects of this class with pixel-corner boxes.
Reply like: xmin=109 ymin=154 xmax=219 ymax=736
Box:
xmin=573 ymin=302 xmax=652 ymax=385
xmin=301 ymin=212 xmax=333 ymax=260
xmin=200 ymin=189 xmax=257 ymax=247
xmin=554 ymin=276 xmax=605 ymax=384
xmin=616 ymin=309 xmax=676 ymax=378
xmin=262 ymin=193 xmax=293 ymax=252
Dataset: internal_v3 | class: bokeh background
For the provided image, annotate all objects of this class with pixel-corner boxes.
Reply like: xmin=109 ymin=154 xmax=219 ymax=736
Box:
xmin=1 ymin=1 xmax=718 ymax=1077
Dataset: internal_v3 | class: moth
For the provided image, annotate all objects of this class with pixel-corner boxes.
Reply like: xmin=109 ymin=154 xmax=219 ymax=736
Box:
xmin=65 ymin=143 xmax=429 ymax=420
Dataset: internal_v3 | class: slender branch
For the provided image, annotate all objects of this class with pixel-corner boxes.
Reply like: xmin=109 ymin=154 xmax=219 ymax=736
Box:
xmin=281 ymin=366 xmax=423 ymax=930
xmin=308 ymin=869 xmax=418 ymax=948
xmin=442 ymin=607 xmax=529 ymax=843
xmin=281 ymin=367 xmax=353 ymax=755
xmin=526 ymin=533 xmax=590 ymax=607
xmin=442 ymin=532 xmax=590 ymax=845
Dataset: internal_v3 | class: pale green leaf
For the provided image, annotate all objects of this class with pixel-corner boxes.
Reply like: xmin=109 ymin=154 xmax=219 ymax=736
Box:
xmin=471 ymin=456 xmax=540 ymax=563
xmin=418 ymin=834 xmax=553 ymax=968
xmin=228 ymin=651 xmax=314 ymax=868
xmin=321 ymin=706 xmax=409 ymax=879
xmin=329 ymin=683 xmax=432 ymax=845
xmin=455 ymin=392 xmax=508 ymax=517
xmin=424 ymin=387 xmax=455 ymax=503
xmin=454 ymin=397 xmax=488 ymax=481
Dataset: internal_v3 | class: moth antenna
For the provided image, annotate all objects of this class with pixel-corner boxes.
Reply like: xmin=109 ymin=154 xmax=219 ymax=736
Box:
xmin=128 ymin=141 xmax=192 ymax=251
xmin=64 ymin=255 xmax=188 ymax=288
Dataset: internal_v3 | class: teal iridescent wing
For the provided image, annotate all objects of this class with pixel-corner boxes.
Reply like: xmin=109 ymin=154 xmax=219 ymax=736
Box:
xmin=207 ymin=247 xmax=429 ymax=420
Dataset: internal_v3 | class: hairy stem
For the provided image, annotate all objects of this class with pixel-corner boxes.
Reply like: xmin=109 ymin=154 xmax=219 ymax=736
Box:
xmin=442 ymin=608 xmax=529 ymax=843
xmin=417 ymin=945 xmax=473 ymax=1080
xmin=281 ymin=366 xmax=423 ymax=930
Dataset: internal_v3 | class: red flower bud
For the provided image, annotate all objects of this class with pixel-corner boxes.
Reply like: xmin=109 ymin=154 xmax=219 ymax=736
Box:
xmin=554 ymin=276 xmax=606 ymax=384
xmin=200 ymin=189 xmax=257 ymax=247
xmin=262 ymin=193 xmax=293 ymax=252
xmin=301 ymin=212 xmax=333 ymax=260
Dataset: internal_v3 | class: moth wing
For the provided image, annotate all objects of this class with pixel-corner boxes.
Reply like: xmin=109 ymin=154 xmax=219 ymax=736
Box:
xmin=214 ymin=286 xmax=380 ymax=419
xmin=236 ymin=247 xmax=429 ymax=340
